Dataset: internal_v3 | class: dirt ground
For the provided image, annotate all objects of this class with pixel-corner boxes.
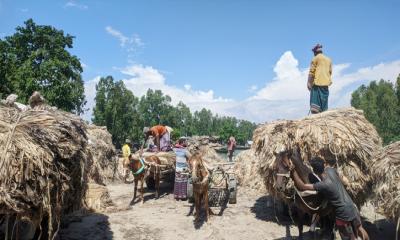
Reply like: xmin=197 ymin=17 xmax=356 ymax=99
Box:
xmin=59 ymin=182 xmax=396 ymax=240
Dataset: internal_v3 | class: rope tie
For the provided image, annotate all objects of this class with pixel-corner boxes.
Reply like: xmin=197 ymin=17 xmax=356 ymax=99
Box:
xmin=133 ymin=158 xmax=146 ymax=175
xmin=294 ymin=187 xmax=323 ymax=211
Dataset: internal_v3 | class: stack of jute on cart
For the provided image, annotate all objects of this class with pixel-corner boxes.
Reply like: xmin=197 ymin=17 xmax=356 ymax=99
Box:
xmin=253 ymin=108 xmax=382 ymax=206
xmin=0 ymin=93 xmax=88 ymax=239
xmin=187 ymin=136 xmax=222 ymax=149
xmin=187 ymin=136 xmax=225 ymax=166
xmin=135 ymin=151 xmax=176 ymax=168
xmin=371 ymin=141 xmax=400 ymax=223
xmin=233 ymin=149 xmax=266 ymax=194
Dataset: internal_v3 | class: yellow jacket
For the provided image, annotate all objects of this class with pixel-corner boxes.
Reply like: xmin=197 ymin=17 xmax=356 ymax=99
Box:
xmin=308 ymin=53 xmax=332 ymax=86
xmin=122 ymin=144 xmax=131 ymax=158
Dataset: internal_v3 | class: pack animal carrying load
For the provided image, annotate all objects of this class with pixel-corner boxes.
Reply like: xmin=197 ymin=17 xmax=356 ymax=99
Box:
xmin=253 ymin=108 xmax=382 ymax=207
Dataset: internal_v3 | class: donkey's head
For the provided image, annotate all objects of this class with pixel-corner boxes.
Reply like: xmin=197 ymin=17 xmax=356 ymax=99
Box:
xmin=188 ymin=153 xmax=207 ymax=184
xmin=274 ymin=151 xmax=293 ymax=192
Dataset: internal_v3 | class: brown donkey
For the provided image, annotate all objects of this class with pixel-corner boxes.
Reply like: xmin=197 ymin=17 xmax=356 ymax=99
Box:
xmin=188 ymin=153 xmax=211 ymax=222
xmin=129 ymin=154 xmax=161 ymax=204
xmin=275 ymin=147 xmax=334 ymax=240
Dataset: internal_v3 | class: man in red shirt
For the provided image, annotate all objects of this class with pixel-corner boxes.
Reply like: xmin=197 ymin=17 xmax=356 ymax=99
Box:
xmin=144 ymin=125 xmax=172 ymax=151
xmin=227 ymin=136 xmax=236 ymax=162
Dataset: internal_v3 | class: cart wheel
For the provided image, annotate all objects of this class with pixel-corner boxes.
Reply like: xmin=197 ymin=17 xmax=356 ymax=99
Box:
xmin=228 ymin=178 xmax=237 ymax=204
xmin=146 ymin=176 xmax=155 ymax=190
xmin=187 ymin=179 xmax=194 ymax=203
xmin=164 ymin=172 xmax=175 ymax=183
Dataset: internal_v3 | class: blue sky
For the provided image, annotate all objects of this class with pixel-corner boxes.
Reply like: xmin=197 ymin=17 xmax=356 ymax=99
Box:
xmin=1 ymin=0 xmax=400 ymax=122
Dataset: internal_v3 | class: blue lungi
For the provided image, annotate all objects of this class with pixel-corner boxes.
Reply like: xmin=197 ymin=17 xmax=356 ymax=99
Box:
xmin=310 ymin=86 xmax=329 ymax=113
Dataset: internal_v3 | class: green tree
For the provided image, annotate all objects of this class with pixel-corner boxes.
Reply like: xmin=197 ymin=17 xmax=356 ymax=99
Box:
xmin=396 ymin=74 xmax=400 ymax=105
xmin=193 ymin=108 xmax=213 ymax=136
xmin=237 ymin=120 xmax=257 ymax=145
xmin=218 ymin=116 xmax=238 ymax=143
xmin=92 ymin=76 xmax=140 ymax=148
xmin=0 ymin=19 xmax=85 ymax=113
xmin=93 ymin=82 xmax=257 ymax=147
xmin=138 ymin=89 xmax=173 ymax=127
xmin=351 ymin=79 xmax=400 ymax=144
xmin=173 ymin=101 xmax=194 ymax=137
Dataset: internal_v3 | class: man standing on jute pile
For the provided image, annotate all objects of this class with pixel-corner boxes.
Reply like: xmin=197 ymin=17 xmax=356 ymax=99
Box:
xmin=308 ymin=44 xmax=332 ymax=114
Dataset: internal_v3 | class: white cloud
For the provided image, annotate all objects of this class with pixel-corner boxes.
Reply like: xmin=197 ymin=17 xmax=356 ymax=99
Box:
xmin=105 ymin=26 xmax=129 ymax=47
xmin=82 ymin=76 xmax=100 ymax=122
xmin=121 ymin=65 xmax=233 ymax=111
xmin=252 ymin=51 xmax=307 ymax=101
xmin=20 ymin=8 xmax=28 ymax=13
xmin=83 ymin=53 xmax=400 ymax=123
xmin=105 ymin=26 xmax=144 ymax=57
xmin=248 ymin=85 xmax=258 ymax=92
xmin=64 ymin=1 xmax=88 ymax=10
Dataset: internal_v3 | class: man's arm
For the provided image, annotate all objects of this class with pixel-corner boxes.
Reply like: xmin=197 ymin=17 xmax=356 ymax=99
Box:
xmin=341 ymin=175 xmax=349 ymax=187
xmin=308 ymin=59 xmax=317 ymax=90
xmin=291 ymin=170 xmax=314 ymax=191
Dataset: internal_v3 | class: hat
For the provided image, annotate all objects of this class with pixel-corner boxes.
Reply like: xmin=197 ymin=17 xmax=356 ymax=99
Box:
xmin=143 ymin=127 xmax=150 ymax=134
xmin=312 ymin=44 xmax=323 ymax=53
xmin=165 ymin=126 xmax=173 ymax=133
xmin=125 ymin=139 xmax=131 ymax=143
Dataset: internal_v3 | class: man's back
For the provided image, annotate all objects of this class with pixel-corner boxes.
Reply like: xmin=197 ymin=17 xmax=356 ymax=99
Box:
xmin=313 ymin=167 xmax=357 ymax=221
xmin=150 ymin=125 xmax=167 ymax=136
xmin=310 ymin=53 xmax=332 ymax=86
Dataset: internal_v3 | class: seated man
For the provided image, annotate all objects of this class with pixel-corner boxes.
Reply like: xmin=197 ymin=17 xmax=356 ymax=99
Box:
xmin=290 ymin=157 xmax=369 ymax=240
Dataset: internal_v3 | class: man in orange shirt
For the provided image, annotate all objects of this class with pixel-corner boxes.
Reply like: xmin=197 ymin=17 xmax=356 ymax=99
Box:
xmin=143 ymin=125 xmax=172 ymax=151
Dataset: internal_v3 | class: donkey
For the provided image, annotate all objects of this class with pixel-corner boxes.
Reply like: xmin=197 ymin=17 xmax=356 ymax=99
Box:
xmin=188 ymin=153 xmax=211 ymax=222
xmin=129 ymin=154 xmax=161 ymax=204
xmin=274 ymin=147 xmax=334 ymax=240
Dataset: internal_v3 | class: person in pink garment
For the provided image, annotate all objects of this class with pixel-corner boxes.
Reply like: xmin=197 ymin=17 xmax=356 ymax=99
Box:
xmin=227 ymin=136 xmax=236 ymax=162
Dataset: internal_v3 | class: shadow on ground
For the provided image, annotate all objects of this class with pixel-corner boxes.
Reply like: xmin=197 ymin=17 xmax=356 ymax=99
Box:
xmin=129 ymin=180 xmax=173 ymax=205
xmin=59 ymin=212 xmax=113 ymax=240
xmin=251 ymin=195 xmax=397 ymax=240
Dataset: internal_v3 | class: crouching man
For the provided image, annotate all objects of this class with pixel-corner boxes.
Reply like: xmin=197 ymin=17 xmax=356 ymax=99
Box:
xmin=289 ymin=157 xmax=369 ymax=240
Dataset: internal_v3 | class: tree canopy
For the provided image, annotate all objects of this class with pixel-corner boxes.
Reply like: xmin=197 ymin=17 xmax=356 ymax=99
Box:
xmin=92 ymin=76 xmax=257 ymax=147
xmin=0 ymin=19 xmax=85 ymax=114
xmin=351 ymin=75 xmax=400 ymax=145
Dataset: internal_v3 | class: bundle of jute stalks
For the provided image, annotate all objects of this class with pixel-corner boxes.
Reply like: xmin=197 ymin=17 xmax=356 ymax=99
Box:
xmin=0 ymin=93 xmax=88 ymax=239
xmin=186 ymin=136 xmax=225 ymax=166
xmin=86 ymin=125 xmax=118 ymax=185
xmin=233 ymin=149 xmax=266 ymax=194
xmin=253 ymin=108 xmax=382 ymax=206
xmin=371 ymin=141 xmax=400 ymax=221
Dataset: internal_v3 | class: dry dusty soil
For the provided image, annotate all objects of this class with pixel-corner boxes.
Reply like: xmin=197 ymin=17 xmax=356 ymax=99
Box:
xmin=59 ymin=182 xmax=396 ymax=240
